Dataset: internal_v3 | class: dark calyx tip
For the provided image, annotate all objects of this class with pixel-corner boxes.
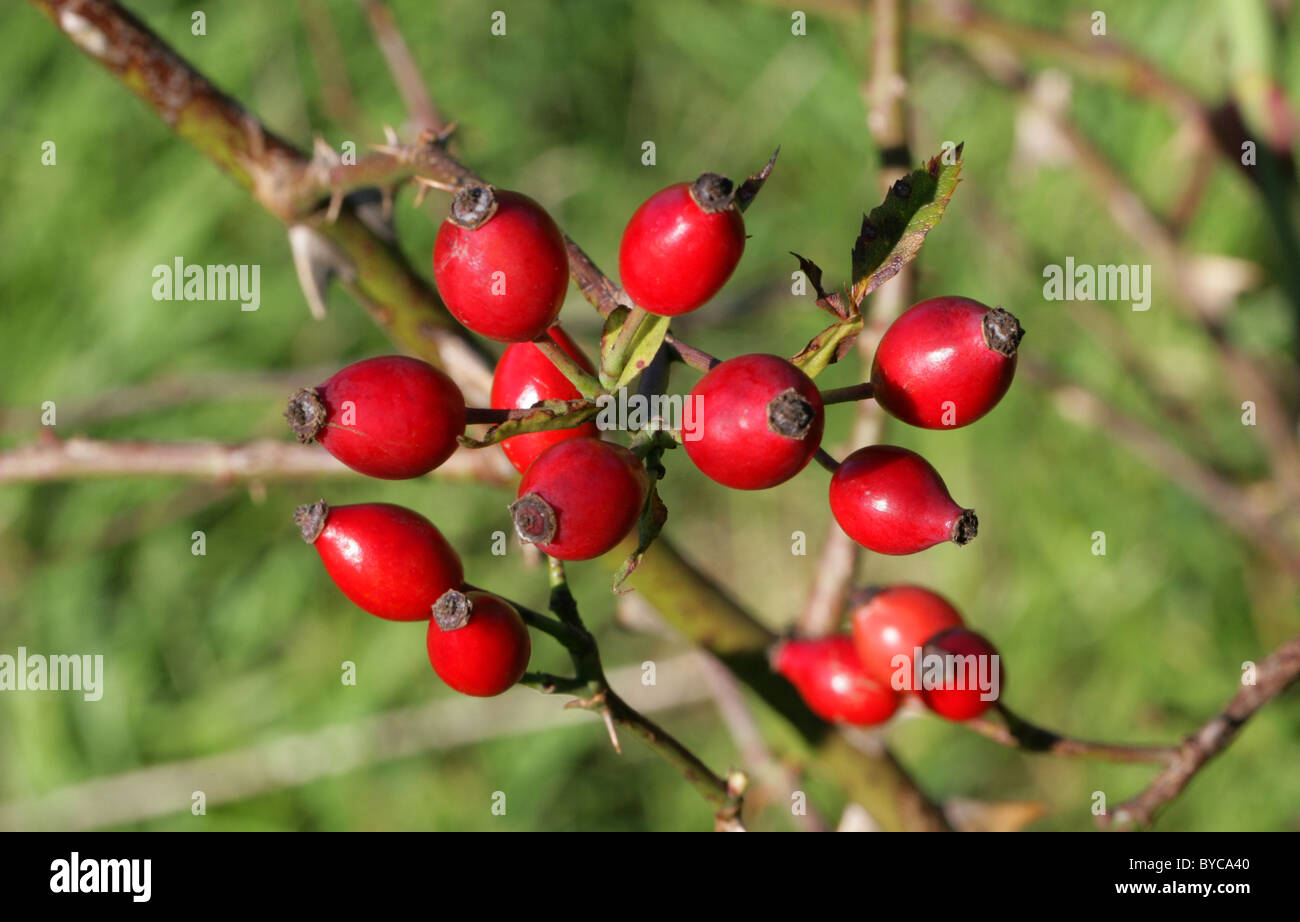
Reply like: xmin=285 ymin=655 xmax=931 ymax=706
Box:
xmin=689 ymin=172 xmax=736 ymax=213
xmin=449 ymin=183 xmax=499 ymax=229
xmin=952 ymin=509 xmax=979 ymax=546
xmin=294 ymin=499 xmax=329 ymax=544
xmin=285 ymin=387 xmax=327 ymax=443
xmin=509 ymin=493 xmax=557 ymax=545
xmin=983 ymin=307 xmax=1025 ymax=358
xmin=767 ymin=388 xmax=816 ymax=439
xmin=433 ymin=589 xmax=472 ymax=631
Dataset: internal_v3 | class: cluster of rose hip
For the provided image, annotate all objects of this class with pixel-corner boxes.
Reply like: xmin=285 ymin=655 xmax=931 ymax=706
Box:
xmin=284 ymin=168 xmax=1023 ymax=725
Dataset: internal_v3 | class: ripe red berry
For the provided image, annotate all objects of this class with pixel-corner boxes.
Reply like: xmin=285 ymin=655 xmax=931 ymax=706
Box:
xmin=294 ymin=500 xmax=463 ymax=621
xmin=849 ymin=585 xmax=965 ymax=690
xmin=871 ymin=296 xmax=1024 ymax=429
xmin=511 ymin=437 xmax=649 ymax=561
xmin=618 ymin=173 xmax=745 ymax=316
xmin=491 ymin=325 xmax=600 ymax=474
xmin=683 ymin=354 xmax=824 ymax=490
xmin=286 ymin=356 xmax=465 ymax=480
xmin=772 ymin=635 xmax=900 ymax=726
xmin=829 ymin=445 xmax=977 ymax=555
xmin=427 ymin=589 xmax=531 ymax=697
xmin=919 ymin=627 xmax=1004 ymax=721
xmin=433 ymin=185 xmax=569 ymax=342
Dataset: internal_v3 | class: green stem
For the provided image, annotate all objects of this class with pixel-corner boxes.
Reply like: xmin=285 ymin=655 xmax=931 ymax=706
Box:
xmin=533 ymin=337 xmax=603 ymax=399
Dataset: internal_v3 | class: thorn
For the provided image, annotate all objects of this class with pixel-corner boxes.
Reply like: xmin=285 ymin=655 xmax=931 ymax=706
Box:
xmin=287 ymin=224 xmax=355 ymax=320
xmin=326 ymin=189 xmax=343 ymax=224
xmin=601 ymin=707 xmax=622 ymax=754
xmin=382 ymin=123 xmax=401 ymax=147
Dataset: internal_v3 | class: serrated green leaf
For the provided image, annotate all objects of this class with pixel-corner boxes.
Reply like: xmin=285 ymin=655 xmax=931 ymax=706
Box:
xmin=458 ymin=398 xmax=600 ymax=448
xmin=850 ymin=143 xmax=964 ymax=305
xmin=790 ymin=316 xmax=865 ymax=379
xmin=614 ymin=312 xmax=671 ymax=390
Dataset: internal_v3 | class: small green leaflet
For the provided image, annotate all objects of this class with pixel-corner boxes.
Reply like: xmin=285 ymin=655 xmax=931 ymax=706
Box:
xmin=457 ymin=398 xmax=599 ymax=448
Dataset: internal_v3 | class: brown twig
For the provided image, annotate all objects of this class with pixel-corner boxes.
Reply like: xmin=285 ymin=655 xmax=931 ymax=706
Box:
xmin=1104 ymin=634 xmax=1300 ymax=828
xmin=797 ymin=0 xmax=912 ymax=638
xmin=1023 ymin=359 xmax=1300 ymax=577
xmin=356 ymin=0 xmax=444 ymax=132
xmin=0 ymin=435 xmax=514 ymax=486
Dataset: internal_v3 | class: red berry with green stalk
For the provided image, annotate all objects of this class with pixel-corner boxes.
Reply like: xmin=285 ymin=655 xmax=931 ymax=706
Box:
xmin=919 ymin=627 xmax=1004 ymax=721
xmin=511 ymin=437 xmax=649 ymax=561
xmin=428 ymin=589 xmax=532 ymax=697
xmin=285 ymin=355 xmax=465 ymax=480
xmin=433 ymin=185 xmax=569 ymax=343
xmin=829 ymin=445 xmax=977 ymax=555
xmin=870 ymin=296 xmax=1024 ymax=429
xmin=772 ymin=634 xmax=900 ymax=726
xmin=683 ymin=353 xmax=824 ymax=490
xmin=491 ymin=325 xmax=600 ymax=475
xmin=849 ymin=585 xmax=965 ymax=690
xmin=294 ymin=500 xmax=463 ymax=621
xmin=618 ymin=173 xmax=746 ymax=316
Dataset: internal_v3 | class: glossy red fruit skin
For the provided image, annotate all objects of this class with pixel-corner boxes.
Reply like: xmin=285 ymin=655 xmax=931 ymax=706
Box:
xmin=299 ymin=502 xmax=463 ymax=621
xmin=683 ymin=354 xmax=825 ymax=490
xmin=871 ymin=296 xmax=1023 ymax=429
xmin=618 ymin=182 xmax=745 ymax=316
xmin=433 ymin=189 xmax=568 ymax=342
xmin=774 ymin=635 xmax=900 ymax=726
xmin=919 ymin=627 xmax=1003 ymax=721
xmin=290 ymin=356 xmax=465 ymax=480
xmin=427 ymin=591 xmax=531 ymax=697
xmin=850 ymin=585 xmax=965 ymax=690
xmin=512 ymin=438 xmax=649 ymax=561
xmin=829 ymin=445 xmax=977 ymax=555
xmin=491 ymin=326 xmax=600 ymax=474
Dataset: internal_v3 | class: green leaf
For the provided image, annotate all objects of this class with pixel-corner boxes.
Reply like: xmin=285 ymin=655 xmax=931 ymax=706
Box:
xmin=614 ymin=312 xmax=671 ymax=390
xmin=790 ymin=315 xmax=864 ymax=378
xmin=458 ymin=399 xmax=600 ymax=448
xmin=598 ymin=306 xmax=632 ymax=390
xmin=849 ymin=143 xmax=964 ymax=306
xmin=611 ymin=484 xmax=669 ymax=593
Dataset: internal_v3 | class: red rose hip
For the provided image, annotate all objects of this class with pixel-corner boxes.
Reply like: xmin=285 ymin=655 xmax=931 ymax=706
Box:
xmin=618 ymin=173 xmax=745 ymax=316
xmin=773 ymin=635 xmax=900 ymax=726
xmin=919 ymin=627 xmax=1004 ymax=721
xmin=294 ymin=500 xmax=463 ymax=621
xmin=871 ymin=296 xmax=1024 ymax=429
xmin=428 ymin=589 xmax=531 ymax=697
xmin=849 ymin=585 xmax=965 ymax=690
xmin=829 ymin=445 xmax=977 ymax=555
xmin=491 ymin=325 xmax=600 ymax=474
xmin=511 ymin=438 xmax=649 ymax=561
xmin=286 ymin=355 xmax=465 ymax=480
xmin=683 ymin=354 xmax=824 ymax=490
xmin=433 ymin=186 xmax=569 ymax=342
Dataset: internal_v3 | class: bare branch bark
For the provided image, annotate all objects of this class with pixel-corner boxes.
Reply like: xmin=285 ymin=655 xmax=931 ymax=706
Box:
xmin=1104 ymin=634 xmax=1300 ymax=828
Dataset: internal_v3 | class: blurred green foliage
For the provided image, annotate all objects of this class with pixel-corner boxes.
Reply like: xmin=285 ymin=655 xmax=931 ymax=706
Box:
xmin=0 ymin=0 xmax=1297 ymax=831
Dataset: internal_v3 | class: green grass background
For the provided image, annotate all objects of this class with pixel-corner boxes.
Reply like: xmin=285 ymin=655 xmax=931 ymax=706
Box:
xmin=0 ymin=0 xmax=1297 ymax=831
